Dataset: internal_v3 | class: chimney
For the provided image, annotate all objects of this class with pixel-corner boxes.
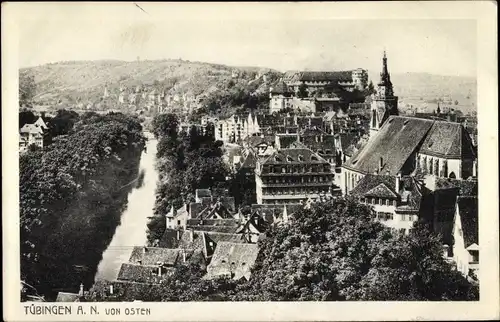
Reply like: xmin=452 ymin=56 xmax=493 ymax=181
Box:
xmin=78 ymin=283 xmax=84 ymax=296
xmin=379 ymin=157 xmax=384 ymax=173
xmin=109 ymin=284 xmax=114 ymax=295
xmin=396 ymin=172 xmax=401 ymax=193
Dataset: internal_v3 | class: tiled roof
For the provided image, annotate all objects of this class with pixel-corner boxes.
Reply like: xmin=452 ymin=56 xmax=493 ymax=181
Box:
xmin=457 ymin=197 xmax=478 ymax=248
xmin=178 ymin=230 xmax=210 ymax=258
xmin=188 ymin=225 xmax=240 ymax=234
xmin=195 ymin=202 xmax=236 ymax=219
xmin=261 ymin=146 xmax=328 ymax=165
xmin=420 ymin=121 xmax=476 ymax=159
xmin=206 ymin=242 xmax=259 ymax=280
xmin=128 ymin=247 xmax=181 ymax=266
xmin=364 ymin=183 xmax=399 ymax=198
xmin=286 ymin=71 xmax=353 ymax=83
xmin=240 ymin=151 xmax=257 ymax=170
xmin=350 ymin=174 xmax=397 ymax=198
xmin=20 ymin=123 xmax=44 ymax=134
xmin=344 ymin=116 xmax=434 ymax=175
xmin=116 ymin=263 xmax=171 ymax=284
xmin=55 ymin=292 xmax=80 ymax=302
xmin=271 ymin=80 xmax=292 ymax=94
xmin=205 ymin=232 xmax=246 ymax=244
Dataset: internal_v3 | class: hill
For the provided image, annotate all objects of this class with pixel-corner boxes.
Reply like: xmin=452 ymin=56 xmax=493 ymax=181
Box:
xmin=22 ymin=60 xmax=477 ymax=116
xmin=22 ymin=59 xmax=281 ymax=111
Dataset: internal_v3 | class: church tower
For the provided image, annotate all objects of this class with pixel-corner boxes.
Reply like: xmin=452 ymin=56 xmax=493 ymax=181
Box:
xmin=369 ymin=51 xmax=399 ymax=139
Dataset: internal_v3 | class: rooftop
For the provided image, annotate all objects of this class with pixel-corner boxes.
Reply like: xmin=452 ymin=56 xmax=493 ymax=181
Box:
xmin=206 ymin=242 xmax=259 ymax=280
xmin=344 ymin=116 xmax=435 ymax=175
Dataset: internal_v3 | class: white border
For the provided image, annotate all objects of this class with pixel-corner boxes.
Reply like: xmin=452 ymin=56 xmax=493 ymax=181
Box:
xmin=2 ymin=2 xmax=498 ymax=321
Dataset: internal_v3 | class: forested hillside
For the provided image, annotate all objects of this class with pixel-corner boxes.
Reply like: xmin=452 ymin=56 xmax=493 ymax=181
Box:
xmin=20 ymin=112 xmax=146 ymax=301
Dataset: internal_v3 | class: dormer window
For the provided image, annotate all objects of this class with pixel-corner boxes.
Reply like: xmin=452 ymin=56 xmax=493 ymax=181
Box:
xmin=298 ymin=155 xmax=304 ymax=162
xmin=286 ymin=155 xmax=293 ymax=162
xmin=274 ymin=156 xmax=280 ymax=162
xmin=311 ymin=155 xmax=318 ymax=161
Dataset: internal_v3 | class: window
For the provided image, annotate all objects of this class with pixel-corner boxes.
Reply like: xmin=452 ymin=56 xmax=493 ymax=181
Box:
xmin=393 ymin=200 xmax=397 ymax=206
xmin=378 ymin=198 xmax=383 ymax=205
xmin=401 ymin=215 xmax=406 ymax=221
xmin=287 ymin=155 xmax=293 ymax=162
xmin=372 ymin=198 xmax=376 ymax=205
xmin=298 ymin=155 xmax=304 ymax=162
xmin=177 ymin=220 xmax=181 ymax=226
xmin=385 ymin=199 xmax=390 ymax=206
xmin=311 ymin=155 xmax=318 ymax=161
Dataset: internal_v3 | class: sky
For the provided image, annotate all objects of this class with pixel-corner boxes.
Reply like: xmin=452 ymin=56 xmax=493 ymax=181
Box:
xmin=15 ymin=2 xmax=477 ymax=77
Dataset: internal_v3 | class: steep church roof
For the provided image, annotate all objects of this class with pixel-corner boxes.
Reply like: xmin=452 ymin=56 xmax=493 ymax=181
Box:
xmin=420 ymin=121 xmax=476 ymax=159
xmin=345 ymin=116 xmax=434 ymax=175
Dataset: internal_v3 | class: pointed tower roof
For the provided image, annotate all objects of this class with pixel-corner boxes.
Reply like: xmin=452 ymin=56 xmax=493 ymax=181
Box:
xmin=377 ymin=50 xmax=394 ymax=97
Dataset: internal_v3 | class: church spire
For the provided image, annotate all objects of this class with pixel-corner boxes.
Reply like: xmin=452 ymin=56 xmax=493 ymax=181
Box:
xmin=379 ymin=50 xmax=392 ymax=87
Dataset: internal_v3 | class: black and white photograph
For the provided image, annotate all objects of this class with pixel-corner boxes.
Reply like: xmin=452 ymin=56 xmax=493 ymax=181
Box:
xmin=3 ymin=1 xmax=498 ymax=321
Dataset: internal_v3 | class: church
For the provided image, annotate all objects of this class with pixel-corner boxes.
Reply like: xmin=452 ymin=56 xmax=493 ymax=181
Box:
xmin=341 ymin=52 xmax=477 ymax=195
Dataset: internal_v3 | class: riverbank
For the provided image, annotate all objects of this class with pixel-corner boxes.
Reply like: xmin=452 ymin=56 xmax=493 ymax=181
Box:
xmin=95 ymin=137 xmax=158 ymax=282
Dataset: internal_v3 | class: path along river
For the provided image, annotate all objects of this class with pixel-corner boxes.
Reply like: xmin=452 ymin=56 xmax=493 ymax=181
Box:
xmin=94 ymin=134 xmax=158 ymax=281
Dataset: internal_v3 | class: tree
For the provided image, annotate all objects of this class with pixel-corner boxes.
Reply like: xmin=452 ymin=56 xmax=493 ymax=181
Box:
xmin=19 ymin=110 xmax=37 ymax=129
xmin=355 ymin=221 xmax=479 ymax=300
xmin=19 ymin=71 xmax=36 ymax=108
xmin=49 ymin=109 xmax=80 ymax=137
xmin=151 ymin=113 xmax=179 ymax=139
xmin=236 ymin=198 xmax=478 ymax=301
xmin=366 ymin=80 xmax=376 ymax=96
xmin=297 ymin=83 xmax=308 ymax=98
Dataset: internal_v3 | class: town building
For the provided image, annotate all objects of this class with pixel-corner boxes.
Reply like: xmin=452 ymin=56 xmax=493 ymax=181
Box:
xmin=342 ymin=116 xmax=477 ymax=194
xmin=166 ymin=189 xmax=236 ymax=231
xmin=451 ymin=196 xmax=478 ymax=280
xmin=215 ymin=113 xmax=261 ymax=143
xmin=284 ymin=69 xmax=368 ymax=93
xmin=255 ymin=143 xmax=336 ymax=205
xmin=19 ymin=118 xmax=46 ymax=152
xmin=205 ymin=242 xmax=259 ymax=281
xmin=350 ymin=174 xmax=430 ymax=234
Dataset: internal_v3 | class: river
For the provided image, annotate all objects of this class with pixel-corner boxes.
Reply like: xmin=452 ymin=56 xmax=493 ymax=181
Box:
xmin=94 ymin=134 xmax=158 ymax=281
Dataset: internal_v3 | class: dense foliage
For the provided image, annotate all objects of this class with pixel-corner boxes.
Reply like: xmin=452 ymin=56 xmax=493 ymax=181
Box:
xmin=93 ymin=197 xmax=479 ymax=302
xmin=192 ymin=77 xmax=273 ymax=121
xmin=148 ymin=113 xmax=229 ymax=244
xmin=20 ymin=112 xmax=146 ymax=300
xmin=19 ymin=70 xmax=36 ymax=108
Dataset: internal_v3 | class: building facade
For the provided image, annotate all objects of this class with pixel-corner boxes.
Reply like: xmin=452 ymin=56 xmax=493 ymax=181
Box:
xmin=255 ymin=145 xmax=335 ymax=205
